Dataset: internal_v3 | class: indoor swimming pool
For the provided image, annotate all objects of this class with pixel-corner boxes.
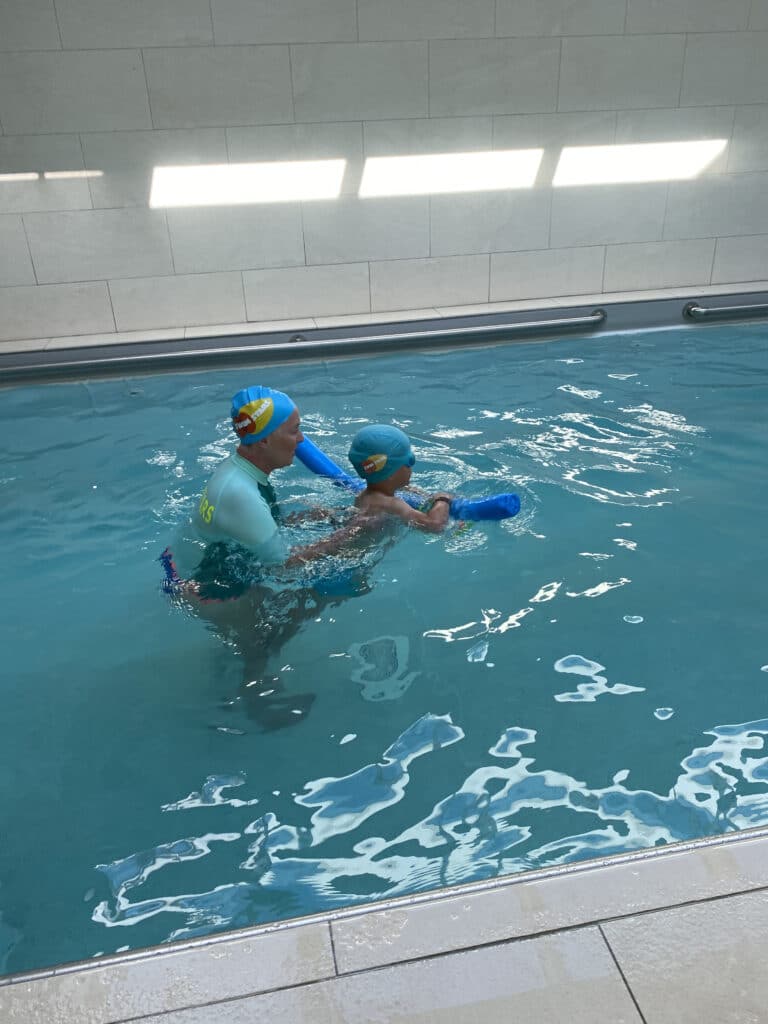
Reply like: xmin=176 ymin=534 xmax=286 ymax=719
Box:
xmin=2 ymin=319 xmax=767 ymax=977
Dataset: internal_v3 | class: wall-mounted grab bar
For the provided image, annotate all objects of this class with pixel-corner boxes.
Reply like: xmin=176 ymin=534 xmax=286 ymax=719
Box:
xmin=288 ymin=308 xmax=606 ymax=348
xmin=0 ymin=309 xmax=607 ymax=385
xmin=684 ymin=301 xmax=768 ymax=321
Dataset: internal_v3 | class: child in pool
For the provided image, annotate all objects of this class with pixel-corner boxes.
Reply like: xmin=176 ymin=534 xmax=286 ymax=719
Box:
xmin=348 ymin=424 xmax=453 ymax=533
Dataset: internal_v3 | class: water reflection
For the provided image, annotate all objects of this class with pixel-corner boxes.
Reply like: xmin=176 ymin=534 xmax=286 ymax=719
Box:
xmin=93 ymin=715 xmax=768 ymax=945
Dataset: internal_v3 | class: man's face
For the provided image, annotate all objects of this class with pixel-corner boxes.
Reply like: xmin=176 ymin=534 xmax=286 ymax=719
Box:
xmin=264 ymin=408 xmax=304 ymax=470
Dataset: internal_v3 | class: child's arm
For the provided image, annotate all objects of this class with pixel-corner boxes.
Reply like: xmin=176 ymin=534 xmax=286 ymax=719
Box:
xmin=366 ymin=492 xmax=451 ymax=533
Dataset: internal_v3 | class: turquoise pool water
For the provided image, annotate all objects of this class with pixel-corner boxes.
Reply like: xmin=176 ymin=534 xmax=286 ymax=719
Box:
xmin=2 ymin=323 xmax=768 ymax=976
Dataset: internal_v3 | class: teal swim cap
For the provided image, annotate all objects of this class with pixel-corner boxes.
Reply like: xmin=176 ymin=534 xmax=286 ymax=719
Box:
xmin=231 ymin=385 xmax=296 ymax=444
xmin=349 ymin=424 xmax=415 ymax=484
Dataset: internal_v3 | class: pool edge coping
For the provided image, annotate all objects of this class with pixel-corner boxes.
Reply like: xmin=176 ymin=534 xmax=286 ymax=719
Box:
xmin=4 ymin=821 xmax=768 ymax=992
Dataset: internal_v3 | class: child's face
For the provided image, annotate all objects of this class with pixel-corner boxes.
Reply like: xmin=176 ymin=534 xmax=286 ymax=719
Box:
xmin=390 ymin=463 xmax=413 ymax=489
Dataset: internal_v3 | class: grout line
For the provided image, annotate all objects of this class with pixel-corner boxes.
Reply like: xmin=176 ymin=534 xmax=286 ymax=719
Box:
xmin=660 ymin=181 xmax=671 ymax=243
xmin=139 ymin=49 xmax=156 ymax=129
xmin=598 ymin=924 xmax=648 ymax=1024
xmin=164 ymin=211 xmax=177 ymax=273
xmin=426 ymin=40 xmax=431 ymax=118
xmin=555 ymin=37 xmax=563 ymax=113
xmin=287 ymin=45 xmax=297 ymax=124
xmin=208 ymin=0 xmax=216 ymax=45
xmin=493 ymin=0 xmax=497 ymax=37
xmin=355 ymin=0 xmax=360 ymax=42
xmin=623 ymin=0 xmax=629 ymax=34
xmin=105 ymin=280 xmax=118 ymax=331
xmin=600 ymin=244 xmax=607 ymax=292
xmin=366 ymin=260 xmax=372 ymax=311
xmin=51 ymin=0 xmax=64 ymax=49
xmin=19 ymin=215 xmax=39 ymax=284
xmin=677 ymin=33 xmax=689 ymax=107
xmin=300 ymin=202 xmax=308 ymax=265
xmin=328 ymin=922 xmax=340 ymax=975
xmin=486 ymin=252 xmax=491 ymax=302
xmin=76 ymin=133 xmax=96 ymax=209
xmin=709 ymin=236 xmax=719 ymax=284
xmin=239 ymin=270 xmax=248 ymax=320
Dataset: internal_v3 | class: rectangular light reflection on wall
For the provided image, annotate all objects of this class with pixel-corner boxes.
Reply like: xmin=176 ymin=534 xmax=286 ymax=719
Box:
xmin=149 ymin=159 xmax=347 ymax=208
xmin=553 ymin=140 xmax=727 ymax=187
xmin=358 ymin=149 xmax=544 ymax=198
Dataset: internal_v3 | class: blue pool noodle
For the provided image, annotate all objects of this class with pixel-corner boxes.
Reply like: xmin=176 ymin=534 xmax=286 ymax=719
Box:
xmin=295 ymin=437 xmax=520 ymax=521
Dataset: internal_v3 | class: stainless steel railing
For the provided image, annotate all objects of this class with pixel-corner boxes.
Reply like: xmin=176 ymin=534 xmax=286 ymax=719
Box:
xmin=684 ymin=301 xmax=768 ymax=321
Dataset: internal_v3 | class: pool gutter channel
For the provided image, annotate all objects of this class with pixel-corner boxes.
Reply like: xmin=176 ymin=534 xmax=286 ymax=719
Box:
xmin=4 ymin=820 xmax=768 ymax=990
xmin=2 ymin=290 xmax=768 ymax=386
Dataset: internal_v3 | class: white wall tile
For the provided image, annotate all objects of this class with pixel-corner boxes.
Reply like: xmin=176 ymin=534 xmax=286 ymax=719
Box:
xmin=0 ymin=923 xmax=334 ymax=1023
xmin=370 ymin=254 xmax=489 ymax=309
xmin=81 ymin=129 xmax=228 ymax=209
xmin=302 ymin=196 xmax=429 ymax=263
xmin=0 ymin=216 xmax=35 ymax=285
xmin=626 ymin=0 xmax=750 ymax=34
xmin=727 ymin=105 xmax=768 ymax=173
xmin=358 ymin=0 xmax=494 ymax=41
xmin=493 ymin=111 xmax=616 ymax=149
xmin=227 ymin=122 xmax=363 ymax=194
xmin=0 ymin=134 xmax=92 ymax=213
xmin=559 ymin=35 xmax=685 ymax=111
xmin=212 ymin=0 xmax=356 ymax=43
xmin=0 ymin=0 xmax=61 ymax=51
xmin=55 ymin=0 xmax=213 ymax=48
xmin=551 ymin=182 xmax=667 ymax=246
xmin=604 ymin=238 xmax=714 ymax=291
xmin=614 ymin=106 xmax=734 ymax=174
xmin=143 ymin=46 xmax=293 ymax=129
xmin=24 ymin=208 xmax=173 ymax=282
xmin=613 ymin=106 xmax=734 ymax=174
xmin=430 ymin=39 xmax=560 ymax=116
xmin=615 ymin=106 xmax=734 ymax=144
xmin=364 ymin=117 xmax=492 ymax=156
xmin=496 ymin=0 xmax=625 ymax=37
xmin=712 ymin=235 xmax=768 ymax=283
xmin=490 ymin=245 xmax=604 ymax=300
xmin=166 ymin=205 xmax=304 ymax=273
xmin=244 ymin=263 xmax=369 ymax=319
xmin=493 ymin=111 xmax=616 ymax=186
xmin=292 ymin=43 xmax=428 ymax=122
xmin=0 ymin=51 xmax=151 ymax=133
xmin=664 ymin=172 xmax=768 ymax=239
xmin=751 ymin=0 xmax=768 ymax=29
xmin=603 ymin=894 xmax=768 ymax=1024
xmin=0 ymin=282 xmax=113 ymax=341
xmin=110 ymin=271 xmax=245 ymax=330
xmin=681 ymin=33 xmax=768 ymax=106
xmin=430 ymin=191 xmax=550 ymax=255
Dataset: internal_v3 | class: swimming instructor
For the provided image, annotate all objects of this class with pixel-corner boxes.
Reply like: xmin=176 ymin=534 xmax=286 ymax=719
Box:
xmin=193 ymin=384 xmax=306 ymax=560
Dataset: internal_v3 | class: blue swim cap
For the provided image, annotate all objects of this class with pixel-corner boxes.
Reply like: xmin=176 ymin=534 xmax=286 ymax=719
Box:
xmin=231 ymin=385 xmax=296 ymax=444
xmin=349 ymin=424 xmax=415 ymax=484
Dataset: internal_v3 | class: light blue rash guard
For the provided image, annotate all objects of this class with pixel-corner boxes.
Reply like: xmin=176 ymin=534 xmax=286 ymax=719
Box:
xmin=193 ymin=453 xmax=287 ymax=565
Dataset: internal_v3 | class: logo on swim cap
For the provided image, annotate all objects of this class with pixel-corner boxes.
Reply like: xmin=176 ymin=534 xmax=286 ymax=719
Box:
xmin=233 ymin=397 xmax=274 ymax=439
xmin=361 ymin=453 xmax=387 ymax=476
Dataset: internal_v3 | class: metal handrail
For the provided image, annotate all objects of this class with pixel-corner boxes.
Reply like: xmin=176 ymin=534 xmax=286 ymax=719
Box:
xmin=0 ymin=309 xmax=607 ymax=383
xmin=684 ymin=301 xmax=768 ymax=321
xmin=286 ymin=308 xmax=607 ymax=348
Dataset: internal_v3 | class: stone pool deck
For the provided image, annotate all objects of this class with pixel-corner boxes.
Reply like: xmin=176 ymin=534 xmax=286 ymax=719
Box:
xmin=3 ymin=828 xmax=768 ymax=1023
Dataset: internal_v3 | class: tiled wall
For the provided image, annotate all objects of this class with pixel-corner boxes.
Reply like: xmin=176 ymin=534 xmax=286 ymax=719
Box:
xmin=2 ymin=0 xmax=768 ymax=343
